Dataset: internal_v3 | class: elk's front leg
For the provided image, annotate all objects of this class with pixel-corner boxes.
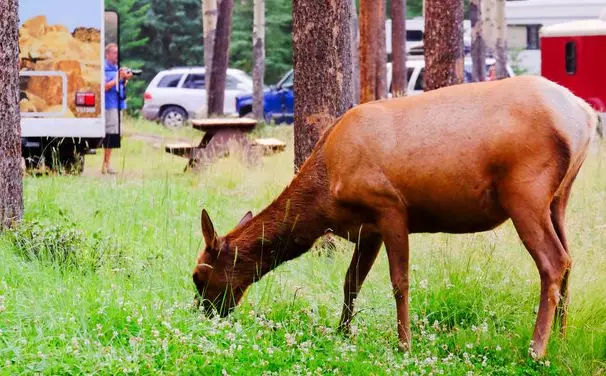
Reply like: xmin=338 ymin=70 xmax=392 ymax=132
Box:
xmin=379 ymin=208 xmax=411 ymax=350
xmin=338 ymin=235 xmax=382 ymax=334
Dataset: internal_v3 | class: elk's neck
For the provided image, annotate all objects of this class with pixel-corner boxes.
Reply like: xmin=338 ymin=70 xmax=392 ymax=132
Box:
xmin=226 ymin=155 xmax=332 ymax=281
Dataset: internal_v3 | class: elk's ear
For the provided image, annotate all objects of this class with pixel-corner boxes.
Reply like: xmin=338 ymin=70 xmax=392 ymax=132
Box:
xmin=201 ymin=209 xmax=218 ymax=248
xmin=237 ymin=211 xmax=253 ymax=227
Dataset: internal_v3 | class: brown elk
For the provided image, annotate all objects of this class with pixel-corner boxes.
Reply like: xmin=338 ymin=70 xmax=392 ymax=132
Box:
xmin=192 ymin=76 xmax=598 ymax=358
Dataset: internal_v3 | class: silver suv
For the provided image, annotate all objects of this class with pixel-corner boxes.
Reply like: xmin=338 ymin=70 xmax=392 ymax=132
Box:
xmin=142 ymin=67 xmax=253 ymax=127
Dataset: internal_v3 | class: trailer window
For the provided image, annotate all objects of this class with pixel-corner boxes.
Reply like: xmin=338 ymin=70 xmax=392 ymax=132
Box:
xmin=565 ymin=41 xmax=577 ymax=75
xmin=158 ymin=74 xmax=183 ymax=88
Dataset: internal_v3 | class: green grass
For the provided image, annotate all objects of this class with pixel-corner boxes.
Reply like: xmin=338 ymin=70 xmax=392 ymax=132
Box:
xmin=0 ymin=118 xmax=605 ymax=375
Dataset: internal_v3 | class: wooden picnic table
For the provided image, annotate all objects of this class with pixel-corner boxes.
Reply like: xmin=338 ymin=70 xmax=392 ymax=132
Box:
xmin=165 ymin=118 xmax=285 ymax=170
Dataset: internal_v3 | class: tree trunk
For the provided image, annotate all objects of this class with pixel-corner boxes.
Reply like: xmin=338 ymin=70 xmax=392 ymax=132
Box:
xmin=423 ymin=0 xmax=464 ymax=91
xmin=252 ymin=0 xmax=265 ymax=120
xmin=375 ymin=0 xmax=387 ymax=99
xmin=292 ymin=0 xmax=353 ymax=171
xmin=359 ymin=0 xmax=378 ymax=103
xmin=0 ymin=0 xmax=23 ymax=229
xmin=350 ymin=0 xmax=360 ymax=104
xmin=494 ymin=0 xmax=508 ymax=79
xmin=470 ymin=0 xmax=486 ymax=82
xmin=208 ymin=0 xmax=234 ymax=116
xmin=203 ymin=0 xmax=218 ymax=117
xmin=391 ymin=0 xmax=407 ymax=95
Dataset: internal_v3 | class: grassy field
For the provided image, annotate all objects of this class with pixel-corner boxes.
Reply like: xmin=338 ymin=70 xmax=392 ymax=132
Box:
xmin=0 ymin=117 xmax=605 ymax=375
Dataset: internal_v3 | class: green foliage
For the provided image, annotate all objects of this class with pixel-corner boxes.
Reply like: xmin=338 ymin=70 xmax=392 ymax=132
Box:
xmin=231 ymin=0 xmax=293 ymax=84
xmin=7 ymin=218 xmax=113 ymax=273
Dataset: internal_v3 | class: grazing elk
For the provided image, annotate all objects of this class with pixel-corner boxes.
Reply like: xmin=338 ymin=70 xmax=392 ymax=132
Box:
xmin=192 ymin=76 xmax=598 ymax=358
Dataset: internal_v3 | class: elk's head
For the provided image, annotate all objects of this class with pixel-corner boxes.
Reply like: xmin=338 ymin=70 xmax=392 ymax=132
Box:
xmin=192 ymin=209 xmax=253 ymax=317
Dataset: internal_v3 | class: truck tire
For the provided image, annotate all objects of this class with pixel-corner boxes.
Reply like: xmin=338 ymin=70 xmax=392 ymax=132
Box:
xmin=161 ymin=106 xmax=188 ymax=128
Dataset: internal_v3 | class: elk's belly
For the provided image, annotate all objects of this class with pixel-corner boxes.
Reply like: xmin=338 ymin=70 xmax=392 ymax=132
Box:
xmin=404 ymin=182 xmax=509 ymax=234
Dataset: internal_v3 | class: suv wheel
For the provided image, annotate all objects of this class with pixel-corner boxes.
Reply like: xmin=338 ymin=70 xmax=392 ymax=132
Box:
xmin=161 ymin=106 xmax=187 ymax=128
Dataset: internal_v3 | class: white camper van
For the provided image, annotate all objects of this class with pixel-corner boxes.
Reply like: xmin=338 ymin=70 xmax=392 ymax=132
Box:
xmin=18 ymin=0 xmax=118 ymax=172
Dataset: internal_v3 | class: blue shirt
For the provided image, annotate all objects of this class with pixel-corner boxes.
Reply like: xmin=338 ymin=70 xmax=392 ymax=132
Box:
xmin=105 ymin=60 xmax=127 ymax=110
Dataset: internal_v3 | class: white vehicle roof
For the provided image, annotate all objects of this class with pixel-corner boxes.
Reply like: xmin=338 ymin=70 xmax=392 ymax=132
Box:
xmin=506 ymin=0 xmax=605 ymax=26
xmin=540 ymin=11 xmax=606 ymax=37
xmin=159 ymin=67 xmax=250 ymax=77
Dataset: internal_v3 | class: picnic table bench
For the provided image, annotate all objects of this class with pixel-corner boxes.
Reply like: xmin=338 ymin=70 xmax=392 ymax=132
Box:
xmin=165 ymin=118 xmax=285 ymax=170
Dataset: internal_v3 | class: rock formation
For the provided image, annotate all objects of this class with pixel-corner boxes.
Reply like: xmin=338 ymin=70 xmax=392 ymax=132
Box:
xmin=19 ymin=16 xmax=101 ymax=118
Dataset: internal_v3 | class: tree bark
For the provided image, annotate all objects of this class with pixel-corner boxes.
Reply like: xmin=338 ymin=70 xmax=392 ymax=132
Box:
xmin=0 ymin=0 xmax=23 ymax=229
xmin=375 ymin=0 xmax=387 ymax=99
xmin=470 ymin=0 xmax=486 ymax=82
xmin=203 ymin=0 xmax=218 ymax=117
xmin=494 ymin=0 xmax=508 ymax=79
xmin=359 ymin=0 xmax=378 ymax=103
xmin=350 ymin=0 xmax=360 ymax=104
xmin=252 ymin=0 xmax=265 ymax=120
xmin=423 ymin=0 xmax=464 ymax=91
xmin=292 ymin=0 xmax=353 ymax=171
xmin=391 ymin=0 xmax=407 ymax=95
xmin=208 ymin=0 xmax=234 ymax=116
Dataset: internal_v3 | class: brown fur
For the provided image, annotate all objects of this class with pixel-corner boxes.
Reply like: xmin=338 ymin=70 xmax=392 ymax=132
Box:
xmin=193 ymin=76 xmax=597 ymax=358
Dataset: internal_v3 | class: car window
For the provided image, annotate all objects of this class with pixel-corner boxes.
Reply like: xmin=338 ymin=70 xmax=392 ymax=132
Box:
xmin=157 ymin=74 xmax=182 ymax=88
xmin=182 ymin=74 xmax=205 ymax=89
xmin=281 ymin=72 xmax=294 ymax=88
xmin=414 ymin=68 xmax=424 ymax=91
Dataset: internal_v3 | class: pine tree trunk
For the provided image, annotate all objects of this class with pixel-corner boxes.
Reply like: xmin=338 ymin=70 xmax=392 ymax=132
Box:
xmin=359 ymin=0 xmax=378 ymax=103
xmin=350 ymin=0 xmax=360 ymax=104
xmin=252 ymin=0 xmax=265 ymax=120
xmin=391 ymin=0 xmax=407 ymax=95
xmin=424 ymin=0 xmax=464 ymax=90
xmin=208 ymin=0 xmax=234 ymax=116
xmin=375 ymin=0 xmax=387 ymax=99
xmin=202 ymin=0 xmax=218 ymax=117
xmin=494 ymin=0 xmax=508 ymax=79
xmin=0 ymin=0 xmax=23 ymax=229
xmin=470 ymin=0 xmax=486 ymax=82
xmin=292 ymin=0 xmax=353 ymax=171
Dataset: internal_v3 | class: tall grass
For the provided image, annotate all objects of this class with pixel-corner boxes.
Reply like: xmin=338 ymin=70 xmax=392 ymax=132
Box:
xmin=0 ymin=119 xmax=604 ymax=375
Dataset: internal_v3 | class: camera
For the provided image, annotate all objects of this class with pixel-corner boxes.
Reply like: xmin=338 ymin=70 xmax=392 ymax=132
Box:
xmin=122 ymin=67 xmax=142 ymax=76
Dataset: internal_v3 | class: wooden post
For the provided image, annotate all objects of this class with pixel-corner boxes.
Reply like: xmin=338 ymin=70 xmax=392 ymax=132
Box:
xmin=391 ymin=0 xmax=408 ymax=95
xmin=292 ymin=0 xmax=353 ymax=170
xmin=252 ymin=0 xmax=265 ymax=120
xmin=208 ymin=0 xmax=234 ymax=116
xmin=202 ymin=0 xmax=218 ymax=117
xmin=0 ymin=0 xmax=23 ymax=229
xmin=424 ymin=0 xmax=464 ymax=90
xmin=470 ymin=0 xmax=486 ymax=82
xmin=375 ymin=0 xmax=387 ymax=99
xmin=359 ymin=0 xmax=378 ymax=103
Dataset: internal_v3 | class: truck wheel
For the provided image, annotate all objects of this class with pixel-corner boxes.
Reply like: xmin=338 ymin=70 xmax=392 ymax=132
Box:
xmin=43 ymin=146 xmax=85 ymax=175
xmin=161 ymin=106 xmax=187 ymax=128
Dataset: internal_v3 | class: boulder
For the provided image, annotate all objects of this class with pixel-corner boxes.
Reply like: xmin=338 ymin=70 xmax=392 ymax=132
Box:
xmin=72 ymin=27 xmax=101 ymax=43
xmin=22 ymin=16 xmax=47 ymax=38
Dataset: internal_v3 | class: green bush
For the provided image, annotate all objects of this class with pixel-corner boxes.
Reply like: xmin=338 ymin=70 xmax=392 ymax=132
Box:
xmin=7 ymin=220 xmax=113 ymax=273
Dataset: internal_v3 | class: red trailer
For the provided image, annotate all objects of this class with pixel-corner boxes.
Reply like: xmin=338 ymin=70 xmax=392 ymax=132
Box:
xmin=540 ymin=12 xmax=606 ymax=114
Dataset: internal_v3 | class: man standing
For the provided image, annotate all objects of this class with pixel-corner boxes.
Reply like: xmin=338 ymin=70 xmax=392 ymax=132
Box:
xmin=103 ymin=43 xmax=131 ymax=174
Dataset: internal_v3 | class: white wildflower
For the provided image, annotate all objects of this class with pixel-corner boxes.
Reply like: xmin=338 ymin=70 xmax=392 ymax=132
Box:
xmin=419 ymin=279 xmax=428 ymax=289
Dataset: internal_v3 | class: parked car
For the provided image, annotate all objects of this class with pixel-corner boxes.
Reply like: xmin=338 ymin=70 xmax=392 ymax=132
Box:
xmin=142 ymin=67 xmax=253 ymax=127
xmin=237 ymin=58 xmax=514 ymax=124
xmin=235 ymin=69 xmax=294 ymax=124
xmin=387 ymin=56 xmax=515 ymax=96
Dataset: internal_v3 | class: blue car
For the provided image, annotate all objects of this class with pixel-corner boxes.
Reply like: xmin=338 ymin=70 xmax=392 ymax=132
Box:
xmin=235 ymin=70 xmax=294 ymax=124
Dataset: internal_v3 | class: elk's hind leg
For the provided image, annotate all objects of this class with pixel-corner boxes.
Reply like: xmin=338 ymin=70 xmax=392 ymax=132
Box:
xmin=550 ymin=181 xmax=575 ymax=335
xmin=506 ymin=199 xmax=571 ymax=359
xmin=338 ymin=234 xmax=383 ymax=334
